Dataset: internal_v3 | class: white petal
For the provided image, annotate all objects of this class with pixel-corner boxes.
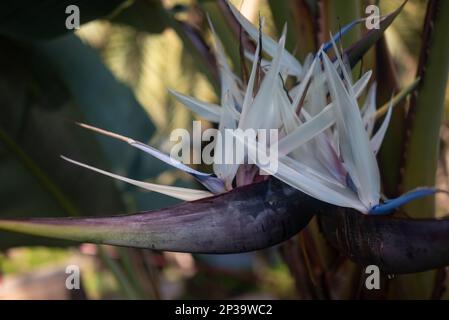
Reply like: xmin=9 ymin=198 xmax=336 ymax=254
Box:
xmin=277 ymin=103 xmax=335 ymax=156
xmin=370 ymin=103 xmax=393 ymax=155
xmin=276 ymin=79 xmax=300 ymax=134
xmin=234 ymin=134 xmax=366 ymax=211
xmin=169 ymin=89 xmax=221 ymax=122
xmin=61 ymin=156 xmax=213 ymax=201
xmin=76 ymin=123 xmax=226 ymax=193
xmin=213 ymin=91 xmax=239 ymax=188
xmin=226 ymin=1 xmax=302 ymax=77
xmin=291 ymin=54 xmax=319 ymax=112
xmin=207 ymin=16 xmax=243 ymax=107
xmin=239 ymin=40 xmax=261 ymax=127
xmin=361 ymin=84 xmax=377 ymax=137
xmin=322 ymin=53 xmax=380 ymax=208
xmin=239 ymin=29 xmax=286 ymax=131
xmin=353 ymin=71 xmax=372 ymax=98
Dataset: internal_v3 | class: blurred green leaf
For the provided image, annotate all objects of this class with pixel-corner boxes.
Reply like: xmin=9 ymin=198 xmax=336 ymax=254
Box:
xmin=112 ymin=0 xmax=169 ymax=34
xmin=31 ymin=33 xmax=157 ymax=178
xmin=115 ymin=0 xmax=219 ymax=93
xmin=0 ymin=37 xmax=124 ymax=248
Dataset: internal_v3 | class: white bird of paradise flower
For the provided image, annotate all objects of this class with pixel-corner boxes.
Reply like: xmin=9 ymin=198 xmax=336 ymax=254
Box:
xmin=65 ymin=2 xmax=437 ymax=216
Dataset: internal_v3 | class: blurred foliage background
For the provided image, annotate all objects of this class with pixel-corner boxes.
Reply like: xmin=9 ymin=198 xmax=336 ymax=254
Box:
xmin=0 ymin=0 xmax=448 ymax=299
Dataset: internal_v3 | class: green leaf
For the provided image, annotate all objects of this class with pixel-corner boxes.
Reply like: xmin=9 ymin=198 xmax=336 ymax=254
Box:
xmin=0 ymin=38 xmax=124 ymax=248
xmin=112 ymin=0 xmax=169 ymax=34
xmin=0 ymin=31 xmax=164 ymax=248
xmin=31 ymin=33 xmax=158 ymax=180
xmin=116 ymin=0 xmax=220 ymax=93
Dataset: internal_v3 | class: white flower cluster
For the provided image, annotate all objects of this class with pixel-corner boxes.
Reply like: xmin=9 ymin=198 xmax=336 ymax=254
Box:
xmin=63 ymin=2 xmax=392 ymax=214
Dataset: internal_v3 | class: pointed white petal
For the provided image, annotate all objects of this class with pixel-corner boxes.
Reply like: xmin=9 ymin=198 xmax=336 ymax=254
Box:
xmin=329 ymin=33 xmax=355 ymax=90
xmin=291 ymin=53 xmax=319 ymax=112
xmin=370 ymin=103 xmax=393 ymax=155
xmin=169 ymin=89 xmax=221 ymax=122
xmin=281 ymin=156 xmax=346 ymax=189
xmin=226 ymin=1 xmax=302 ymax=77
xmin=213 ymin=91 xmax=239 ymax=188
xmin=274 ymin=159 xmax=366 ymax=212
xmin=361 ymin=84 xmax=377 ymax=137
xmin=234 ymin=134 xmax=366 ymax=211
xmin=239 ymin=40 xmax=261 ymax=126
xmin=77 ymin=123 xmax=226 ymax=193
xmin=276 ymin=79 xmax=300 ymax=134
xmin=239 ymin=29 xmax=286 ymax=131
xmin=353 ymin=71 xmax=372 ymax=98
xmin=322 ymin=53 xmax=380 ymax=208
xmin=207 ymin=15 xmax=243 ymax=107
xmin=300 ymin=60 xmax=327 ymax=117
xmin=277 ymin=103 xmax=335 ymax=156
xmin=61 ymin=156 xmax=213 ymax=201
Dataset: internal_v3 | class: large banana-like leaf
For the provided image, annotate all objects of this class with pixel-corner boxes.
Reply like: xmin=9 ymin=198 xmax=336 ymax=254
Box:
xmin=0 ymin=30 xmax=163 ymax=247
xmin=0 ymin=38 xmax=123 ymax=248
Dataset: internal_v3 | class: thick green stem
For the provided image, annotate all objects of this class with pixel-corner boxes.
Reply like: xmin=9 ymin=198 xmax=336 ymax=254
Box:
xmin=402 ymin=0 xmax=449 ymax=217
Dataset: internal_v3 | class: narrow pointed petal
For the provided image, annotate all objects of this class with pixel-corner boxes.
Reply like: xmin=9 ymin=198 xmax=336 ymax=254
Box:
xmin=77 ymin=123 xmax=226 ymax=193
xmin=169 ymin=89 xmax=221 ymax=122
xmin=277 ymin=103 xmax=335 ymax=156
xmin=226 ymin=0 xmax=302 ymax=77
xmin=0 ymin=179 xmax=317 ymax=253
xmin=239 ymin=39 xmax=261 ymax=127
xmin=291 ymin=52 xmax=319 ymax=112
xmin=276 ymin=80 xmax=300 ymax=134
xmin=362 ymin=84 xmax=378 ymax=137
xmin=61 ymin=156 xmax=213 ymax=201
xmin=370 ymin=103 xmax=393 ymax=155
xmin=234 ymin=133 xmax=365 ymax=212
xmin=213 ymin=91 xmax=239 ymax=187
xmin=274 ymin=159 xmax=365 ymax=211
xmin=240 ymin=30 xmax=286 ymax=130
xmin=207 ymin=15 xmax=243 ymax=106
xmin=353 ymin=70 xmax=372 ymax=98
xmin=322 ymin=53 xmax=380 ymax=208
